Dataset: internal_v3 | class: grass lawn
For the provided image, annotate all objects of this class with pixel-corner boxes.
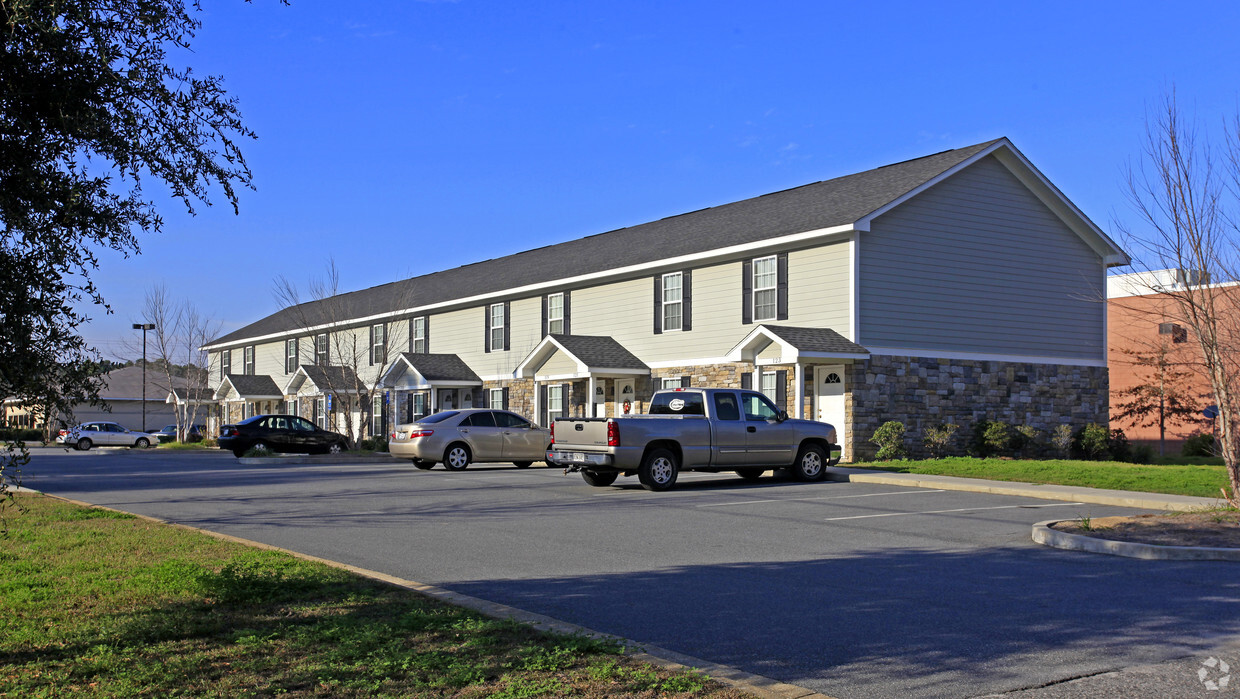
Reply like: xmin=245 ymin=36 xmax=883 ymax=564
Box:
xmin=849 ymin=456 xmax=1231 ymax=498
xmin=0 ymin=494 xmax=747 ymax=698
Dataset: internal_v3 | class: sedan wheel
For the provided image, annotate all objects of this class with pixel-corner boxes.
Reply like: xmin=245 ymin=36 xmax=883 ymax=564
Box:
xmin=134 ymin=437 xmax=150 ymax=449
xmin=76 ymin=438 xmax=92 ymax=451
xmin=791 ymin=444 xmax=827 ymax=482
xmin=252 ymin=441 xmax=271 ymax=455
xmin=443 ymin=443 xmax=471 ymax=471
xmin=328 ymin=441 xmax=345 ymax=454
xmin=411 ymin=459 xmax=435 ymax=470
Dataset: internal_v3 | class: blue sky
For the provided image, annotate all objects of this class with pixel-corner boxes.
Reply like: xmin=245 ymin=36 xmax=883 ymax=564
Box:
xmin=84 ymin=0 xmax=1240 ymax=357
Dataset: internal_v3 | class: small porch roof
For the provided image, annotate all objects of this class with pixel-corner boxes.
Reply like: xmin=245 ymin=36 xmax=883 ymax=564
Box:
xmin=725 ymin=325 xmax=870 ymax=365
xmin=213 ymin=374 xmax=282 ymax=402
xmin=514 ymin=334 xmax=649 ymax=380
xmin=281 ymin=365 xmax=363 ymax=396
xmin=380 ymin=353 xmax=482 ymax=390
xmin=166 ymin=387 xmax=214 ymax=405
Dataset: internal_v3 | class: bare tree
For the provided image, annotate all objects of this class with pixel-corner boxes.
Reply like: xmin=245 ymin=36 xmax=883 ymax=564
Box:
xmin=1119 ymin=91 xmax=1240 ymax=503
xmin=136 ymin=284 xmax=220 ymax=441
xmin=272 ymin=260 xmax=411 ymax=447
xmin=1111 ymin=343 xmax=1206 ymax=456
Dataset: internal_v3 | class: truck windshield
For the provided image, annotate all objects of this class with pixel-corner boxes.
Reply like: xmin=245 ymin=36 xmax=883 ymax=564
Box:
xmin=648 ymin=392 xmax=705 ymax=415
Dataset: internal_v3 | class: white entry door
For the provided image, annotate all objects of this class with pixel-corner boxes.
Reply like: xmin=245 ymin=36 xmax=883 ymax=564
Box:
xmin=814 ymin=365 xmax=847 ymax=460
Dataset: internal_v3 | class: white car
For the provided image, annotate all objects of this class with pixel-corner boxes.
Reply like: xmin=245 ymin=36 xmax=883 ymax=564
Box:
xmin=66 ymin=421 xmax=157 ymax=450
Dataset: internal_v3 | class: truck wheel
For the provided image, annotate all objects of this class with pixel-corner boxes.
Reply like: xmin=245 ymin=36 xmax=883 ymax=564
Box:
xmin=581 ymin=470 xmax=618 ymax=487
xmin=736 ymin=468 xmax=765 ymax=482
xmin=638 ymin=448 xmax=679 ymax=491
xmin=443 ymin=443 xmax=471 ymax=471
xmin=512 ymin=461 xmax=532 ymax=468
xmin=791 ymin=444 xmax=827 ymax=481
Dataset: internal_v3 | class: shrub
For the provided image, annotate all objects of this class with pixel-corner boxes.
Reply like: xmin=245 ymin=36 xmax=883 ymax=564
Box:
xmin=0 ymin=428 xmax=43 ymax=443
xmin=1107 ymin=428 xmax=1131 ymax=462
xmin=1183 ymin=433 xmax=1217 ymax=457
xmin=361 ymin=435 xmax=389 ymax=452
xmin=1051 ymin=424 xmax=1074 ymax=458
xmin=967 ymin=419 xmax=1013 ymax=457
xmin=1073 ymin=423 xmax=1111 ymax=460
xmin=1014 ymin=425 xmax=1040 ymax=457
xmin=967 ymin=419 xmax=991 ymax=457
xmin=1129 ymin=444 xmax=1154 ymax=464
xmin=870 ymin=421 xmax=907 ymax=460
xmin=922 ymin=423 xmax=959 ymax=459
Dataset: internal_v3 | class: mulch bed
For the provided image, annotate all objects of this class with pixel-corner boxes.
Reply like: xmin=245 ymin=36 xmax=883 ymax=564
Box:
xmin=1052 ymin=512 xmax=1240 ymax=548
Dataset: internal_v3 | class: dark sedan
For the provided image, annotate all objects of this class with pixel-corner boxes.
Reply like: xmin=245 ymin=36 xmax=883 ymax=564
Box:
xmin=218 ymin=414 xmax=349 ymax=458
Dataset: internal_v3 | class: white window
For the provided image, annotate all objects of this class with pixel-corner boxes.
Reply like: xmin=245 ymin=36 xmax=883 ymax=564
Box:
xmin=547 ymin=384 xmax=564 ymax=420
xmin=489 ymin=388 xmax=504 ymax=409
xmin=286 ymin=339 xmax=298 ymax=374
xmin=413 ymin=392 xmax=427 ymax=419
xmin=243 ymin=346 xmax=255 ymax=375
xmin=315 ymin=334 xmax=328 ymax=365
xmin=371 ymin=323 xmax=386 ymax=365
xmin=760 ymin=371 xmax=778 ymax=402
xmin=547 ymin=293 xmax=564 ymax=335
xmin=372 ymin=395 xmax=383 ymax=435
xmin=286 ymin=399 xmax=298 ymax=416
xmin=661 ymin=377 xmax=682 ymax=390
xmin=411 ymin=317 xmax=426 ymax=353
xmin=753 ymin=255 xmax=777 ymax=321
xmin=315 ymin=397 xmax=326 ymax=429
xmin=221 ymin=350 xmax=231 ymax=378
xmin=661 ymin=272 xmax=682 ymax=331
xmin=489 ymin=303 xmax=505 ymax=351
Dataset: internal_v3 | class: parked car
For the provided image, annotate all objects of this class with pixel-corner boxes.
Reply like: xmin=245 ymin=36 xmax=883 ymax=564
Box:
xmin=217 ymin=414 xmax=349 ymax=458
xmin=154 ymin=424 xmax=206 ymax=443
xmin=66 ymin=422 xmax=158 ymax=451
xmin=389 ymin=409 xmax=552 ymax=470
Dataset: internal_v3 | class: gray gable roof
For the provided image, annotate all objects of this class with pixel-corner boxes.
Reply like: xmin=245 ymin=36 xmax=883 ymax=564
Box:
xmin=221 ymin=374 xmax=281 ymax=398
xmin=210 ymin=140 xmax=1003 ymax=347
xmin=298 ymin=365 xmax=361 ymax=391
xmin=550 ymin=335 xmax=648 ymax=370
xmin=399 ymin=353 xmax=482 ymax=383
xmin=760 ymin=325 xmax=869 ymax=355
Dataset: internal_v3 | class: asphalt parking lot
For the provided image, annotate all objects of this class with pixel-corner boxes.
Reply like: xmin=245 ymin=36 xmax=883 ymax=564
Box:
xmin=18 ymin=449 xmax=1240 ymax=698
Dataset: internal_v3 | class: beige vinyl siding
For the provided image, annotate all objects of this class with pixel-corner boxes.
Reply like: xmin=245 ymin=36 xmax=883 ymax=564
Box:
xmin=786 ymin=242 xmax=851 ymax=336
xmin=254 ymin=341 xmax=284 ymax=378
xmin=538 ymin=350 xmax=579 ymax=377
xmin=859 ymin=155 xmax=1105 ymax=360
xmin=430 ymin=297 xmax=541 ymax=377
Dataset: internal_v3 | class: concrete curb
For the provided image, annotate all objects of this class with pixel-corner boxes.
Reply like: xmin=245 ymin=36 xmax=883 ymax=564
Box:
xmin=21 ymin=490 xmax=836 ymax=699
xmin=825 ymin=467 xmax=1222 ymax=513
xmin=1032 ymin=519 xmax=1240 ymax=561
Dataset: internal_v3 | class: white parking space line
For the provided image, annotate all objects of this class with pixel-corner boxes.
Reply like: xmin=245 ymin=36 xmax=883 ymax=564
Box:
xmin=694 ymin=490 xmax=942 ymax=508
xmin=823 ymin=501 xmax=1083 ymax=521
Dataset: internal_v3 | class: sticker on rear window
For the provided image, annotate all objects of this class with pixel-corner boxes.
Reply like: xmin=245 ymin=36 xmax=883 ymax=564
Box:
xmin=669 ymin=398 xmax=685 ymax=412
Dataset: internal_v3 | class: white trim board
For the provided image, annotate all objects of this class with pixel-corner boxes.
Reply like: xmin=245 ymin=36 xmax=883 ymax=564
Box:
xmin=863 ymin=346 xmax=1106 ymax=368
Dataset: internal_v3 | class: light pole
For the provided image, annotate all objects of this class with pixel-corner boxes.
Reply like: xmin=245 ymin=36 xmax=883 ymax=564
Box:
xmin=132 ymin=323 xmax=155 ymax=433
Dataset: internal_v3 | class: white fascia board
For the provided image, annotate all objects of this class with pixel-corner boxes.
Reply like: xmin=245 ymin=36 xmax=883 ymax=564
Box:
xmin=514 ymin=336 xmax=568 ymax=378
xmin=849 ymin=231 xmax=859 ymax=342
xmin=582 ymin=367 xmax=649 ymax=377
xmin=644 ymin=356 xmax=735 ymax=369
xmin=202 ymin=224 xmax=858 ymax=351
xmin=864 ymin=346 xmax=1106 ymax=368
xmin=534 ymin=371 xmax=591 ymax=381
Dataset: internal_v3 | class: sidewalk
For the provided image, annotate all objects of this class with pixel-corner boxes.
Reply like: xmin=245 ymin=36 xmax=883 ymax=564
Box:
xmin=824 ymin=466 xmax=1223 ymax=512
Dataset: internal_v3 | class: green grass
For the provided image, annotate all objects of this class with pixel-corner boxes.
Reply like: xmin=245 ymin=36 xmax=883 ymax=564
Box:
xmin=850 ymin=457 xmax=1231 ymax=498
xmin=0 ymin=494 xmax=743 ymax=698
xmin=157 ymin=440 xmax=217 ymax=450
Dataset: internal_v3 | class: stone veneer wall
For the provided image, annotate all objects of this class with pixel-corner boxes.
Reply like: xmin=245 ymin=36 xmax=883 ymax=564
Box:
xmin=847 ymin=355 xmax=1109 ymax=461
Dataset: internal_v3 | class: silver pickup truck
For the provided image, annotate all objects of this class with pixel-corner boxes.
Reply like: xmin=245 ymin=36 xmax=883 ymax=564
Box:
xmin=548 ymin=387 xmax=841 ymax=491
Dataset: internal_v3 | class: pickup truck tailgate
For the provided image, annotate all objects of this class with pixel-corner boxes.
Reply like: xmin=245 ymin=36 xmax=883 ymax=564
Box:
xmin=552 ymin=418 xmax=611 ymax=447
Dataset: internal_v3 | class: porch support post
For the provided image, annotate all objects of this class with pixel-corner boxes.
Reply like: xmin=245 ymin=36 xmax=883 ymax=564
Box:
xmin=794 ymin=363 xmax=805 ymax=420
xmin=587 ymin=374 xmax=597 ymax=418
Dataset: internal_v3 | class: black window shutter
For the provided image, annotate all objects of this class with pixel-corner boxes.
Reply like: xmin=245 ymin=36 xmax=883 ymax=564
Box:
xmin=742 ymin=260 xmax=753 ymax=324
xmin=653 ymin=275 xmax=662 ymax=334
xmin=682 ymin=269 xmax=692 ymax=332
xmin=540 ymin=384 xmax=548 ymax=425
xmin=541 ymin=296 xmax=548 ymax=337
xmin=563 ymin=291 xmax=571 ymax=335
xmin=368 ymin=325 xmax=375 ymax=365
xmin=777 ymin=253 xmax=789 ymax=321
xmin=382 ymin=322 xmax=389 ymax=364
xmin=775 ymin=369 xmax=788 ymax=410
xmin=293 ymin=338 xmax=299 ymax=373
xmin=502 ymin=387 xmax=510 ymax=410
xmin=741 ymin=372 xmax=752 ymax=390
xmin=481 ymin=390 xmax=490 ymax=409
xmin=483 ymin=307 xmax=490 ymax=353
xmin=423 ymin=316 xmax=430 ymax=353
xmin=503 ymin=301 xmax=511 ymax=351
xmin=409 ymin=317 xmax=415 ymax=353
xmin=680 ymin=375 xmax=690 ymax=388
xmin=561 ymin=384 xmax=570 ymax=417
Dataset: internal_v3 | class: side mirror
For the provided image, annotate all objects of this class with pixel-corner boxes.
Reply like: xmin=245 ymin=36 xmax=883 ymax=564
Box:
xmin=766 ymin=410 xmax=789 ymax=424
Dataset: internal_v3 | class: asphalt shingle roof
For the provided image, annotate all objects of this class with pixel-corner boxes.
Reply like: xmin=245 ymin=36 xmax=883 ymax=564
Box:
xmin=211 ymin=140 xmax=1001 ymax=346
xmin=760 ymin=325 xmax=869 ymax=355
xmin=221 ymin=374 xmax=281 ymax=398
xmin=297 ymin=365 xmax=361 ymax=391
xmin=550 ymin=335 xmax=648 ymax=370
xmin=399 ymin=353 xmax=482 ymax=383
